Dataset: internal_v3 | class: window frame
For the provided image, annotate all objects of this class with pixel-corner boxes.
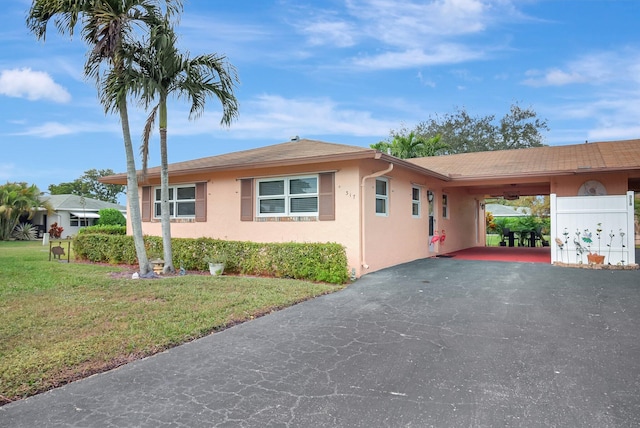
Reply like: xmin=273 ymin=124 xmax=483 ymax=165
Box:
xmin=411 ymin=186 xmax=421 ymax=218
xmin=153 ymin=184 xmax=197 ymax=219
xmin=375 ymin=177 xmax=389 ymax=216
xmin=69 ymin=214 xmax=91 ymax=227
xmin=256 ymin=174 xmax=319 ymax=217
xmin=442 ymin=193 xmax=449 ymax=218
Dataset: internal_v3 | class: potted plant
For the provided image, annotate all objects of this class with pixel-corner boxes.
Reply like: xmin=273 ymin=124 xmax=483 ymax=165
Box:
xmin=205 ymin=253 xmax=226 ymax=276
xmin=585 ymin=224 xmax=605 ymax=264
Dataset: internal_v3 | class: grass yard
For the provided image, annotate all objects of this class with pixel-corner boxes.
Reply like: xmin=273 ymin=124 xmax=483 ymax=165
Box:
xmin=0 ymin=241 xmax=345 ymax=405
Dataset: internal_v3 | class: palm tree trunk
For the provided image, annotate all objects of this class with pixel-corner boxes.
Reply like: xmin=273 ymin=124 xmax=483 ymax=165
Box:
xmin=119 ymin=99 xmax=151 ymax=275
xmin=159 ymin=95 xmax=175 ymax=273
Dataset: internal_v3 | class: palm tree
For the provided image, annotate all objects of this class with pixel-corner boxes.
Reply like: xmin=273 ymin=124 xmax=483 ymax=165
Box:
xmin=390 ymin=132 xmax=424 ymax=159
xmin=420 ymin=134 xmax=449 ymax=157
xmin=127 ymin=19 xmax=239 ymax=273
xmin=0 ymin=182 xmax=49 ymax=241
xmin=27 ymin=0 xmax=183 ymax=274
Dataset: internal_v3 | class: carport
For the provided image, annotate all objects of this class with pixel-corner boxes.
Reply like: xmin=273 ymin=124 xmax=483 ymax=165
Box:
xmin=409 ymin=140 xmax=640 ymax=266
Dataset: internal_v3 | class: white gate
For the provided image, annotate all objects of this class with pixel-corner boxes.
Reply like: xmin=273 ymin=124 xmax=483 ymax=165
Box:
xmin=550 ymin=192 xmax=635 ymax=265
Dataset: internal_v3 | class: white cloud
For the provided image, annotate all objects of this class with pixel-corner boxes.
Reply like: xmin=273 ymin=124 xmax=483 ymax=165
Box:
xmin=242 ymin=94 xmax=395 ymax=136
xmin=164 ymin=94 xmax=397 ymax=138
xmin=523 ymin=69 xmax=588 ymax=87
xmin=416 ymin=71 xmax=436 ymax=87
xmin=290 ymin=0 xmax=518 ymax=70
xmin=16 ymin=122 xmax=74 ymax=138
xmin=0 ymin=68 xmax=71 ymax=103
xmin=302 ymin=20 xmax=356 ymax=47
xmin=13 ymin=120 xmax=119 ymax=138
xmin=522 ymin=50 xmax=640 ymax=87
xmin=351 ymin=44 xmax=485 ymax=70
xmin=346 ymin=0 xmax=491 ymax=46
xmin=587 ymin=125 xmax=640 ymax=142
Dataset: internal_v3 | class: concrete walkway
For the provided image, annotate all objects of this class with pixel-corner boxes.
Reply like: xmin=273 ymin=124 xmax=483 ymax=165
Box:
xmin=2 ymin=257 xmax=640 ymax=427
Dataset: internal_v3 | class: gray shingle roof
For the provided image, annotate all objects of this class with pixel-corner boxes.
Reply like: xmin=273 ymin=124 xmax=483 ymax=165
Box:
xmin=41 ymin=194 xmax=126 ymax=212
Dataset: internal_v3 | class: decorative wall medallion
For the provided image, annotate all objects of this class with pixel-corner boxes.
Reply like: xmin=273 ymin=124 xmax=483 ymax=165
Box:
xmin=578 ymin=180 xmax=607 ymax=196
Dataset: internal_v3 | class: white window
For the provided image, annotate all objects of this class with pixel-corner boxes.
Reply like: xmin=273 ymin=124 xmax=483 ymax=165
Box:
xmin=412 ymin=186 xmax=421 ymax=218
xmin=442 ymin=194 xmax=449 ymax=218
xmin=376 ymin=178 xmax=389 ymax=216
xmin=70 ymin=215 xmax=91 ymax=227
xmin=154 ymin=185 xmax=196 ymax=218
xmin=257 ymin=175 xmax=318 ymax=217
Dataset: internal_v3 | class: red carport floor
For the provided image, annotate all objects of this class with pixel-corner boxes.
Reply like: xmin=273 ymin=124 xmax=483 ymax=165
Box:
xmin=443 ymin=246 xmax=551 ymax=263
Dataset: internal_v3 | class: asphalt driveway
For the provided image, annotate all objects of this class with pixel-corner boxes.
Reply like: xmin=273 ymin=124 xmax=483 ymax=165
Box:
xmin=2 ymin=257 xmax=640 ymax=427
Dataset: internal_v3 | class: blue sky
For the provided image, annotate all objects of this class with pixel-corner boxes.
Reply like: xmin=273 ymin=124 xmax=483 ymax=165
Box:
xmin=2 ymin=0 xmax=639 ymax=196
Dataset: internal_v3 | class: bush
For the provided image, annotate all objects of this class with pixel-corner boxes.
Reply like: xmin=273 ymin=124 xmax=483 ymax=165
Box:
xmin=12 ymin=223 xmax=37 ymax=240
xmin=72 ymin=235 xmax=350 ymax=284
xmin=95 ymin=208 xmax=126 ymax=226
xmin=78 ymin=225 xmax=126 ymax=235
xmin=48 ymin=222 xmax=63 ymax=238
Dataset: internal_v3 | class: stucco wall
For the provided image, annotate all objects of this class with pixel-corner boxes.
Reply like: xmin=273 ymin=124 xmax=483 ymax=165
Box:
xmin=436 ymin=187 xmax=482 ymax=252
xmin=552 ymin=173 xmax=629 ymax=196
xmin=359 ymin=160 xmax=435 ymax=275
xmin=135 ymin=161 xmax=366 ymax=276
xmin=132 ymin=158 xmax=459 ymax=278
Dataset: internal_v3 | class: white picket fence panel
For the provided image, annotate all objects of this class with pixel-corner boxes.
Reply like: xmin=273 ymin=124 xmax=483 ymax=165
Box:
xmin=550 ymin=192 xmax=635 ymax=265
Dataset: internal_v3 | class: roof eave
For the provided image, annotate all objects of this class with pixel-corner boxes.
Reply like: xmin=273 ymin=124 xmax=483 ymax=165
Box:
xmin=377 ymin=153 xmax=451 ymax=181
xmin=99 ymin=150 xmax=453 ymax=185
xmin=445 ymin=166 xmax=640 ymax=182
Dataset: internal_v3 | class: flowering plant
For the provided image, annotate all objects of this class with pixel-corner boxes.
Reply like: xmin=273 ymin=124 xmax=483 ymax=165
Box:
xmin=48 ymin=222 xmax=64 ymax=239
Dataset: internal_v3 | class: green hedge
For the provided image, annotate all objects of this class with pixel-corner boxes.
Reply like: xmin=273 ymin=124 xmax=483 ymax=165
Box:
xmin=77 ymin=225 xmax=126 ymax=235
xmin=72 ymin=235 xmax=349 ymax=284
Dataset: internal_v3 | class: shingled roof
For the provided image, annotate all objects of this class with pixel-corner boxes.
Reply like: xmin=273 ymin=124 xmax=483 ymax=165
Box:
xmin=100 ymin=138 xmax=450 ymax=184
xmin=407 ymin=139 xmax=640 ymax=180
xmin=40 ymin=194 xmax=126 ymax=211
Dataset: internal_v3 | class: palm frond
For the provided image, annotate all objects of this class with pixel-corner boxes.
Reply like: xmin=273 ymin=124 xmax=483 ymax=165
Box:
xmin=140 ymin=104 xmax=159 ymax=179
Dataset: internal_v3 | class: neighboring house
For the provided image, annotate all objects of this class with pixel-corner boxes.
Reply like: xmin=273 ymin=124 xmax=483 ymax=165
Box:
xmin=101 ymin=138 xmax=640 ymax=276
xmin=31 ymin=194 xmax=126 ymax=239
xmin=486 ymin=204 xmax=531 ymax=217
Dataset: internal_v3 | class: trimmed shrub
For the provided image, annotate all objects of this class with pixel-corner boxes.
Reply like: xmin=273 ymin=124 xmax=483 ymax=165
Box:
xmin=95 ymin=208 xmax=126 ymax=226
xmin=73 ymin=235 xmax=349 ymax=284
xmin=78 ymin=225 xmax=126 ymax=235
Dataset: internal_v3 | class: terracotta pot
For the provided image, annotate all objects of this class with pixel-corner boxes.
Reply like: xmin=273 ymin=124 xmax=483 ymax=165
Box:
xmin=587 ymin=253 xmax=605 ymax=264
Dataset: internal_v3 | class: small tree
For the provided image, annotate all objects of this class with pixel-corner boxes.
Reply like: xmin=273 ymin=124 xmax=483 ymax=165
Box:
xmin=49 ymin=169 xmax=125 ymax=203
xmin=492 ymin=217 xmax=509 ymax=244
xmin=95 ymin=208 xmax=126 ymax=226
xmin=0 ymin=182 xmax=48 ymax=241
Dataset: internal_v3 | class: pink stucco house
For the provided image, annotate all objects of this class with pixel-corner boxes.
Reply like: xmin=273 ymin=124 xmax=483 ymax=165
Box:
xmin=102 ymin=138 xmax=640 ymax=276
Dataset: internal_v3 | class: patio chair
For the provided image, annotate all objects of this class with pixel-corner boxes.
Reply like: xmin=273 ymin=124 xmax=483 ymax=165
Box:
xmin=503 ymin=228 xmax=518 ymax=247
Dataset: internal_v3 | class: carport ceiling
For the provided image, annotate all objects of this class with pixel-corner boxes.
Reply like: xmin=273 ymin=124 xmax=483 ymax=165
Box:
xmin=466 ymin=182 xmax=551 ymax=197
xmin=629 ymin=177 xmax=640 ymax=192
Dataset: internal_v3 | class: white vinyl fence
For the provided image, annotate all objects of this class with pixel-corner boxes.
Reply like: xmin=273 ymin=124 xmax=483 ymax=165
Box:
xmin=550 ymin=192 xmax=635 ymax=266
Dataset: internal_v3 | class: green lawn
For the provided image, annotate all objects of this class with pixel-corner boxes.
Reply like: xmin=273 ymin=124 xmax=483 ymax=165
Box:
xmin=0 ymin=241 xmax=345 ymax=404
